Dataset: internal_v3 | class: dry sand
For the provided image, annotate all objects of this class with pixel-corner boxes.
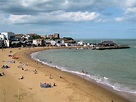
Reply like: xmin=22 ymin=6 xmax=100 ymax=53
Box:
xmin=0 ymin=47 xmax=129 ymax=102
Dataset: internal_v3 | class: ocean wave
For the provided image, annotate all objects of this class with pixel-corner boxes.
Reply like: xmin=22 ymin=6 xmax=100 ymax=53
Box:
xmin=31 ymin=52 xmax=136 ymax=95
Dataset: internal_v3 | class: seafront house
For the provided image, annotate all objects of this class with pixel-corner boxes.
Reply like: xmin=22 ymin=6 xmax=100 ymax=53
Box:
xmin=33 ymin=39 xmax=45 ymax=46
xmin=0 ymin=32 xmax=15 ymax=47
xmin=0 ymin=32 xmax=76 ymax=48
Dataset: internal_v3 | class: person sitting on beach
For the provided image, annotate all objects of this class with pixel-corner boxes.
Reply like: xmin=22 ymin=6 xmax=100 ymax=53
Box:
xmin=26 ymin=63 xmax=28 ymax=66
xmin=0 ymin=72 xmax=5 ymax=76
xmin=60 ymin=75 xmax=62 ymax=78
xmin=24 ymin=69 xmax=28 ymax=71
xmin=13 ymin=60 xmax=15 ymax=63
xmin=18 ymin=75 xmax=24 ymax=80
xmin=21 ymin=75 xmax=24 ymax=79
xmin=34 ymin=69 xmax=37 ymax=74
xmin=4 ymin=65 xmax=9 ymax=69
xmin=53 ymin=83 xmax=56 ymax=86
xmin=2 ymin=65 xmax=5 ymax=68
xmin=10 ymin=50 xmax=12 ymax=53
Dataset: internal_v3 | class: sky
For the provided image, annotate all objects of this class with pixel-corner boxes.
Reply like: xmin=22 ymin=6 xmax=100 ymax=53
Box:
xmin=0 ymin=0 xmax=136 ymax=39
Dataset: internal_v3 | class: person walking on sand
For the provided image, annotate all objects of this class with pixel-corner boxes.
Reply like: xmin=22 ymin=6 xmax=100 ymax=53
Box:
xmin=49 ymin=74 xmax=52 ymax=79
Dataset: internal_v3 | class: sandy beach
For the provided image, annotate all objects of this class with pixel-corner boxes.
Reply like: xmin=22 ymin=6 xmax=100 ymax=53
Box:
xmin=0 ymin=47 xmax=129 ymax=102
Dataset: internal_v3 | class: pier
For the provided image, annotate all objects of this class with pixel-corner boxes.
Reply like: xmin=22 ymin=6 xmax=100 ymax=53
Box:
xmin=95 ymin=45 xmax=130 ymax=50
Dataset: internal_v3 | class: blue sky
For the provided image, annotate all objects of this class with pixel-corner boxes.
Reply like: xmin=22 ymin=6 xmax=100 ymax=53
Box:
xmin=0 ymin=0 xmax=136 ymax=39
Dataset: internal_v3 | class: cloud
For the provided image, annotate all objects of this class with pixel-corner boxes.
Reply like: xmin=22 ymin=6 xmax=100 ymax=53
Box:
xmin=115 ymin=14 xmax=136 ymax=22
xmin=114 ymin=0 xmax=136 ymax=22
xmin=125 ymin=7 xmax=136 ymax=14
xmin=115 ymin=6 xmax=136 ymax=22
xmin=6 ymin=11 xmax=100 ymax=24
xmin=0 ymin=0 xmax=136 ymax=24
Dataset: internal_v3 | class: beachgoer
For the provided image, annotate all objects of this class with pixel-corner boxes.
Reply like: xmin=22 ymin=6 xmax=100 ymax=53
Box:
xmin=2 ymin=47 xmax=4 ymax=51
xmin=5 ymin=65 xmax=9 ymax=68
xmin=10 ymin=50 xmax=12 ymax=53
xmin=18 ymin=75 xmax=24 ymax=80
xmin=2 ymin=65 xmax=5 ymax=68
xmin=0 ymin=72 xmax=5 ymax=76
xmin=24 ymin=69 xmax=28 ymax=71
xmin=26 ymin=63 xmax=28 ymax=66
xmin=21 ymin=75 xmax=24 ymax=79
xmin=49 ymin=74 xmax=52 ymax=79
xmin=53 ymin=83 xmax=56 ymax=86
xmin=2 ymin=72 xmax=5 ymax=75
xmin=0 ymin=73 xmax=2 ymax=76
xmin=60 ymin=76 xmax=62 ymax=78
xmin=34 ymin=69 xmax=37 ymax=74
xmin=82 ymin=70 xmax=84 ymax=73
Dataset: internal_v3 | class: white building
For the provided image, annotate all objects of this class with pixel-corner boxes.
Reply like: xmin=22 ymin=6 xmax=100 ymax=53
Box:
xmin=0 ymin=34 xmax=5 ymax=40
xmin=50 ymin=40 xmax=56 ymax=46
xmin=22 ymin=34 xmax=31 ymax=40
xmin=0 ymin=32 xmax=15 ymax=40
xmin=33 ymin=39 xmax=42 ymax=46
xmin=77 ymin=41 xmax=84 ymax=46
xmin=0 ymin=32 xmax=15 ymax=47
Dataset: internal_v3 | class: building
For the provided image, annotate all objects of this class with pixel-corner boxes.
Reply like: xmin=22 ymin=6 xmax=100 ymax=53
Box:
xmin=15 ymin=34 xmax=24 ymax=40
xmin=54 ymin=33 xmax=60 ymax=39
xmin=48 ymin=34 xmax=54 ymax=39
xmin=0 ymin=40 xmax=4 ymax=48
xmin=0 ymin=32 xmax=15 ymax=47
xmin=33 ymin=39 xmax=45 ymax=46
xmin=41 ymin=35 xmax=47 ymax=39
xmin=0 ymin=32 xmax=15 ymax=40
xmin=98 ymin=41 xmax=117 ymax=46
xmin=0 ymin=34 xmax=5 ymax=40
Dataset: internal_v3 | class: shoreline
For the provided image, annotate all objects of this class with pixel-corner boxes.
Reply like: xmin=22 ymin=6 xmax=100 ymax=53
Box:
xmin=0 ymin=47 xmax=130 ymax=102
xmin=30 ymin=47 xmax=136 ymax=102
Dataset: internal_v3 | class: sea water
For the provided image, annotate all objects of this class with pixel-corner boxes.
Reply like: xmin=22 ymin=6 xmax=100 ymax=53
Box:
xmin=31 ymin=39 xmax=136 ymax=101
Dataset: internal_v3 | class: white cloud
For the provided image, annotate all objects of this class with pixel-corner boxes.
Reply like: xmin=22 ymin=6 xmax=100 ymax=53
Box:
xmin=1 ymin=0 xmax=136 ymax=24
xmin=114 ymin=0 xmax=136 ymax=22
xmin=124 ymin=0 xmax=136 ymax=7
xmin=6 ymin=11 xmax=101 ymax=24
xmin=59 ymin=11 xmax=99 ymax=22
xmin=115 ymin=14 xmax=136 ymax=22
xmin=7 ymin=14 xmax=30 ymax=23
xmin=125 ymin=7 xmax=136 ymax=14
xmin=115 ymin=17 xmax=123 ymax=22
